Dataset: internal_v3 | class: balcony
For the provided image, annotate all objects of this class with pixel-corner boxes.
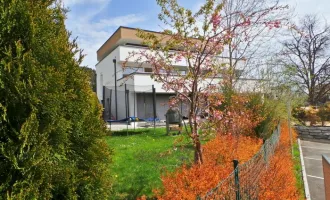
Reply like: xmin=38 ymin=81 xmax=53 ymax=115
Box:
xmin=117 ymin=72 xmax=263 ymax=94
xmin=115 ymin=45 xmax=261 ymax=93
xmin=117 ymin=45 xmax=246 ymax=70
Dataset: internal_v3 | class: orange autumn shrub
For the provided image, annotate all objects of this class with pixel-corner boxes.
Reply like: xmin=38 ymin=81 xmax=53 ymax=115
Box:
xmin=156 ymin=123 xmax=301 ymax=200
xmin=156 ymin=135 xmax=262 ymax=199
xmin=258 ymin=123 xmax=299 ymax=200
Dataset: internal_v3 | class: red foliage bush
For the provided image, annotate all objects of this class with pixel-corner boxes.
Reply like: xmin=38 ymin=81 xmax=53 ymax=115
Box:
xmin=156 ymin=135 xmax=262 ymax=199
xmin=155 ymin=123 xmax=300 ymax=200
xmin=258 ymin=123 xmax=300 ymax=199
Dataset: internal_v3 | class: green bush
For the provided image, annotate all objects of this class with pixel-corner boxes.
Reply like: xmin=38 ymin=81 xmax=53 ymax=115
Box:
xmin=0 ymin=1 xmax=112 ymax=199
xmin=317 ymin=103 xmax=330 ymax=125
xmin=292 ymin=107 xmax=307 ymax=122
xmin=219 ymin=90 xmax=282 ymax=139
xmin=305 ymin=108 xmax=320 ymax=125
xmin=247 ymin=94 xmax=281 ymax=139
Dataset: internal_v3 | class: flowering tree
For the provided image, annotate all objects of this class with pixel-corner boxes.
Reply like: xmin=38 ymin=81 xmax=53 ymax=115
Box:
xmin=125 ymin=0 xmax=287 ymax=164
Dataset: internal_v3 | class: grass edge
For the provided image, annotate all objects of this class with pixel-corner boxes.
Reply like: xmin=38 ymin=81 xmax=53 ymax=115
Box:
xmin=293 ymin=140 xmax=306 ymax=200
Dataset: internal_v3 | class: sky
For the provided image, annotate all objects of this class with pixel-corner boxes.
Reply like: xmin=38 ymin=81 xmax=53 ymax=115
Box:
xmin=63 ymin=0 xmax=330 ymax=69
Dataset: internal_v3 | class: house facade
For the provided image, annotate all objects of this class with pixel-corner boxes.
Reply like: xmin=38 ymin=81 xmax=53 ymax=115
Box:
xmin=96 ymin=26 xmax=262 ymax=120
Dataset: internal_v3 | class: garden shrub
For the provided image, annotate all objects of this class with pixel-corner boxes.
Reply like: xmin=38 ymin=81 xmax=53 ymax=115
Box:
xmin=292 ymin=107 xmax=307 ymax=123
xmin=155 ymin=135 xmax=262 ymax=199
xmin=247 ymin=94 xmax=281 ymax=139
xmin=258 ymin=123 xmax=300 ymax=199
xmin=317 ymin=103 xmax=330 ymax=125
xmin=207 ymin=93 xmax=264 ymax=138
xmin=208 ymin=92 xmax=283 ymax=139
xmin=305 ymin=107 xmax=320 ymax=125
xmin=156 ymin=123 xmax=301 ymax=200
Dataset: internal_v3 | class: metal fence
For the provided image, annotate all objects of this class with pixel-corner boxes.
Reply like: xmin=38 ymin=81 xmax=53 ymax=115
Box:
xmin=102 ymin=84 xmax=190 ymax=121
xmin=199 ymin=124 xmax=281 ymax=200
xmin=103 ymin=84 xmax=155 ymax=121
xmin=102 ymin=84 xmax=191 ymax=132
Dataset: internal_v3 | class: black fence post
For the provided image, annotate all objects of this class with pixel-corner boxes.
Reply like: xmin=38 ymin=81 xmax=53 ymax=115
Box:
xmin=233 ymin=159 xmax=240 ymax=200
xmin=125 ymin=84 xmax=128 ymax=118
xmin=113 ymin=58 xmax=118 ymax=120
xmin=102 ymin=86 xmax=106 ymax=119
xmin=152 ymin=85 xmax=157 ymax=134
xmin=143 ymin=92 xmax=146 ymax=119
xmin=109 ymin=89 xmax=112 ymax=118
xmin=106 ymin=98 xmax=110 ymax=119
xmin=109 ymin=89 xmax=112 ymax=131
xmin=127 ymin=90 xmax=130 ymax=118
xmin=133 ymin=91 xmax=136 ymax=130
xmin=125 ymin=84 xmax=128 ymax=136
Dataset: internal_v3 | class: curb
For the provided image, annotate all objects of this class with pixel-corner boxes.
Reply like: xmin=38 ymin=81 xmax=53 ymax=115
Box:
xmin=298 ymin=138 xmax=311 ymax=200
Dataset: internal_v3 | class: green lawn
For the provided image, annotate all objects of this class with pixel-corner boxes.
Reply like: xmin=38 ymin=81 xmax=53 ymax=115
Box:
xmin=293 ymin=140 xmax=305 ymax=200
xmin=106 ymin=128 xmax=194 ymax=199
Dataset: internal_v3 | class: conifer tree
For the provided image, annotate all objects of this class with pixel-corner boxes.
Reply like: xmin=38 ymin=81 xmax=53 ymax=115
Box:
xmin=0 ymin=0 xmax=112 ymax=198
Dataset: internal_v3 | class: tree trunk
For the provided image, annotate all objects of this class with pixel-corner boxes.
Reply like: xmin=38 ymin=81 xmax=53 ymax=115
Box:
xmin=193 ymin=130 xmax=203 ymax=165
xmin=309 ymin=90 xmax=316 ymax=105
xmin=188 ymin=94 xmax=203 ymax=165
xmin=189 ymin=112 xmax=203 ymax=164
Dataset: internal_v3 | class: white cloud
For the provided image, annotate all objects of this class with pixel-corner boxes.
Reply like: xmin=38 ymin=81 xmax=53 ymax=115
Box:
xmin=62 ymin=0 xmax=109 ymax=6
xmin=94 ymin=14 xmax=146 ymax=29
xmin=64 ymin=2 xmax=146 ymax=68
xmin=282 ymin=0 xmax=330 ymax=19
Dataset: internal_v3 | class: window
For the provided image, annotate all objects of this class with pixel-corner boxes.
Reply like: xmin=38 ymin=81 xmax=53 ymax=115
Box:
xmin=144 ymin=68 xmax=152 ymax=73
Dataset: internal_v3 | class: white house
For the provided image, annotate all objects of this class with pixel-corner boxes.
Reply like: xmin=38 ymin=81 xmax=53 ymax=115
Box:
xmin=96 ymin=26 xmax=262 ymax=120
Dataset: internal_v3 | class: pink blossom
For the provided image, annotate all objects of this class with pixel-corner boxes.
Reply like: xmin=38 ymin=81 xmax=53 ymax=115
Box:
xmin=175 ymin=55 xmax=183 ymax=63
xmin=211 ymin=13 xmax=221 ymax=30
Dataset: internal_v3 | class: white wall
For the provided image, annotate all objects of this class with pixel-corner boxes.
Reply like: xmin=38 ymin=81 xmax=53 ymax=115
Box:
xmin=118 ymin=45 xmax=246 ymax=69
xmin=97 ymin=45 xmax=247 ymax=100
xmin=97 ymin=44 xmax=259 ymax=120
xmin=133 ymin=74 xmax=167 ymax=93
xmin=96 ymin=47 xmax=120 ymax=101
xmin=132 ymin=74 xmax=262 ymax=93
xmin=118 ymin=46 xmax=188 ymax=67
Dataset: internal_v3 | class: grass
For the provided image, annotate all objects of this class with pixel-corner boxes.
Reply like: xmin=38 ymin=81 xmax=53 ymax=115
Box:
xmin=106 ymin=128 xmax=194 ymax=199
xmin=293 ymin=140 xmax=306 ymax=200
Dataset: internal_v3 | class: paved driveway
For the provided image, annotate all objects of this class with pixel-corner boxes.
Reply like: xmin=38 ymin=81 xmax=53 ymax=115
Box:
xmin=301 ymin=140 xmax=330 ymax=200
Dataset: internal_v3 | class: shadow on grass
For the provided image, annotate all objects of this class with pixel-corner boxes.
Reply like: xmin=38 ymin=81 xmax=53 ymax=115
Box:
xmin=110 ymin=129 xmax=152 ymax=136
xmin=112 ymin=174 xmax=159 ymax=200
xmin=110 ymin=128 xmax=190 ymax=137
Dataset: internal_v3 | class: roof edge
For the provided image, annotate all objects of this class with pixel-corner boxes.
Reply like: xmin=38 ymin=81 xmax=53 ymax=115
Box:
xmin=97 ymin=26 xmax=165 ymax=53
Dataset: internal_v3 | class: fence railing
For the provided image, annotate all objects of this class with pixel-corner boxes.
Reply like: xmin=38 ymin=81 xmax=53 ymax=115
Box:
xmin=199 ymin=124 xmax=281 ymax=200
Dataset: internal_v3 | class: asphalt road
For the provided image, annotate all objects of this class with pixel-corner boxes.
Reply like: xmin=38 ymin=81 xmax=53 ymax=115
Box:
xmin=301 ymin=140 xmax=330 ymax=200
